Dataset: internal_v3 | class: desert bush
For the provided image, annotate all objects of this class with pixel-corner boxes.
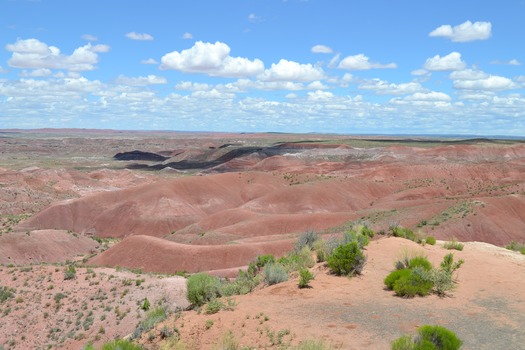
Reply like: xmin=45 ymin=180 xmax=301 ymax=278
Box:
xmin=443 ymin=239 xmax=464 ymax=251
xmin=141 ymin=298 xmax=151 ymax=311
xmin=292 ymin=340 xmax=335 ymax=350
xmin=391 ymin=226 xmax=417 ymax=242
xmin=0 ymin=286 xmax=14 ymax=303
xmin=384 ymin=269 xmax=411 ymax=290
xmin=295 ymin=230 xmax=319 ymax=251
xmin=205 ymin=298 xmax=225 ymax=314
xmin=425 ymin=236 xmax=437 ymax=245
xmin=186 ymin=273 xmax=222 ymax=307
xmin=102 ymin=339 xmax=143 ymax=350
xmin=298 ymin=268 xmax=315 ymax=288
xmin=360 ymin=225 xmax=375 ymax=238
xmin=393 ymin=267 xmax=433 ymax=298
xmin=64 ymin=264 xmax=77 ymax=280
xmin=418 ymin=325 xmax=462 ymax=349
xmin=264 ymin=263 xmax=288 ymax=285
xmin=505 ymin=241 xmax=525 ymax=254
xmin=256 ymin=254 xmax=275 ymax=268
xmin=131 ymin=306 xmax=167 ymax=339
xmin=313 ymin=239 xmax=328 ymax=262
xmin=278 ymin=246 xmax=316 ymax=272
xmin=392 ymin=325 xmax=463 ymax=350
xmin=212 ymin=330 xmax=239 ymax=350
xmin=327 ymin=242 xmax=366 ymax=276
xmin=408 ymin=256 xmax=433 ymax=271
xmin=439 ymin=253 xmax=464 ymax=274
xmin=220 ymin=270 xmax=261 ymax=297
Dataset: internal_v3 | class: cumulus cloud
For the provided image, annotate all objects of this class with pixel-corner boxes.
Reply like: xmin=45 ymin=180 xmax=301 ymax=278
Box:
xmin=115 ymin=75 xmax=167 ymax=86
xmin=307 ymin=90 xmax=334 ymax=101
xmin=6 ymin=38 xmax=110 ymax=71
xmin=453 ymin=75 xmax=517 ymax=90
xmin=20 ymin=68 xmax=52 ymax=77
xmin=429 ymin=20 xmax=492 ymax=42
xmin=125 ymin=32 xmax=154 ymax=41
xmin=160 ymin=41 xmax=264 ymax=78
xmin=175 ymin=81 xmax=211 ymax=91
xmin=141 ymin=58 xmax=158 ymax=65
xmin=358 ymin=79 xmax=424 ymax=95
xmin=423 ymin=52 xmax=466 ymax=71
xmin=82 ymin=34 xmax=98 ymax=41
xmin=338 ymin=54 xmax=396 ymax=70
xmin=311 ymin=45 xmax=333 ymax=54
xmin=182 ymin=32 xmax=193 ymax=39
xmin=258 ymin=59 xmax=325 ymax=82
xmin=404 ymin=92 xmax=452 ymax=102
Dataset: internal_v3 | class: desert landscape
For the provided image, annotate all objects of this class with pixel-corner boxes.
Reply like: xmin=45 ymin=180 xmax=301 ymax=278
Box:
xmin=1 ymin=129 xmax=525 ymax=349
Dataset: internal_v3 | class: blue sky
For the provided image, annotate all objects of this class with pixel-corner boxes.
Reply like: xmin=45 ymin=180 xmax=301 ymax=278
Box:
xmin=1 ymin=0 xmax=524 ymax=135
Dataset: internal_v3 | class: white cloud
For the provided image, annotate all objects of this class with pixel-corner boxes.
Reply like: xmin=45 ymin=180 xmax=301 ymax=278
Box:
xmin=453 ymin=75 xmax=517 ymax=90
xmin=285 ymin=93 xmax=298 ymax=99
xmin=20 ymin=68 xmax=52 ymax=77
xmin=125 ymin=32 xmax=154 ymax=41
xmin=449 ymin=69 xmax=488 ymax=81
xmin=6 ymin=38 xmax=110 ymax=71
xmin=411 ymin=69 xmax=429 ymax=76
xmin=182 ymin=32 xmax=193 ymax=40
xmin=160 ymin=41 xmax=264 ymax=78
xmin=307 ymin=90 xmax=333 ymax=101
xmin=115 ymin=75 xmax=167 ymax=86
xmin=311 ymin=45 xmax=333 ymax=54
xmin=141 ymin=58 xmax=158 ymax=65
xmin=175 ymin=81 xmax=211 ymax=91
xmin=429 ymin=21 xmax=492 ymax=42
xmin=358 ymin=79 xmax=424 ymax=95
xmin=191 ymin=89 xmax=235 ymax=99
xmin=423 ymin=52 xmax=466 ymax=71
xmin=234 ymin=78 xmax=305 ymax=91
xmin=258 ymin=59 xmax=325 ymax=82
xmin=338 ymin=54 xmax=396 ymax=70
xmin=404 ymin=92 xmax=451 ymax=102
xmin=490 ymin=59 xmax=521 ymax=66
xmin=81 ymin=34 xmax=98 ymax=41
xmin=248 ymin=13 xmax=262 ymax=22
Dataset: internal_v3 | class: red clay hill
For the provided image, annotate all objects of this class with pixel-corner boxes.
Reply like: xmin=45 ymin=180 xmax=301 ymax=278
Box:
xmin=5 ymin=130 xmax=523 ymax=275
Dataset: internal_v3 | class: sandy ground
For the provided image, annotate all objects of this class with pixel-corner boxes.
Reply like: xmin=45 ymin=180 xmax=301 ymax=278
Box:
xmin=140 ymin=237 xmax=525 ymax=350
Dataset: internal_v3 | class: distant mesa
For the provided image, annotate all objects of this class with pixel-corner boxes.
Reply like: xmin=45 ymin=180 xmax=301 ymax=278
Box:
xmin=113 ymin=150 xmax=169 ymax=162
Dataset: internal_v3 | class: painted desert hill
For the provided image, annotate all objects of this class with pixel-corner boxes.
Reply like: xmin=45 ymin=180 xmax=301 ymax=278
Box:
xmin=14 ymin=136 xmax=525 ymax=275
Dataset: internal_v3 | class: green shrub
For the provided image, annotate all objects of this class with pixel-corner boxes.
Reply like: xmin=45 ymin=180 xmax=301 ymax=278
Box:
xmin=313 ymin=239 xmax=328 ymax=262
xmin=295 ymin=230 xmax=319 ymax=251
xmin=278 ymin=246 xmax=315 ymax=272
xmin=505 ymin=241 xmax=525 ymax=254
xmin=425 ymin=236 xmax=436 ymax=245
xmin=392 ymin=325 xmax=462 ymax=350
xmin=417 ymin=325 xmax=463 ymax=350
xmin=264 ymin=263 xmax=288 ymax=285
xmin=205 ymin=298 xmax=225 ymax=314
xmin=186 ymin=273 xmax=222 ymax=307
xmin=360 ymin=226 xmax=375 ymax=238
xmin=443 ymin=240 xmax=464 ymax=251
xmin=408 ymin=256 xmax=433 ymax=271
xmin=439 ymin=253 xmax=464 ymax=274
xmin=64 ymin=265 xmax=76 ymax=280
xmin=132 ymin=306 xmax=167 ymax=339
xmin=102 ymin=339 xmax=143 ymax=350
xmin=391 ymin=227 xmax=417 ymax=242
xmin=298 ymin=268 xmax=314 ymax=288
xmin=220 ymin=270 xmax=260 ymax=296
xmin=327 ymin=242 xmax=366 ymax=276
xmin=141 ymin=298 xmax=150 ymax=311
xmin=256 ymin=254 xmax=275 ymax=268
xmin=0 ymin=286 xmax=15 ymax=303
xmin=384 ymin=269 xmax=411 ymax=290
xmin=393 ymin=267 xmax=433 ymax=298
xmin=292 ymin=340 xmax=334 ymax=350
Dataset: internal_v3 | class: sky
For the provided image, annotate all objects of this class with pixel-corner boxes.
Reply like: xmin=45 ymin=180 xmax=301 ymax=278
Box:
xmin=1 ymin=0 xmax=524 ymax=136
